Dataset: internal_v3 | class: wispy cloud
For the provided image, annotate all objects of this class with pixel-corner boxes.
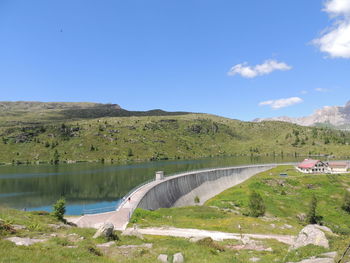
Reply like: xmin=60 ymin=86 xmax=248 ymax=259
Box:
xmin=315 ymin=88 xmax=330 ymax=92
xmin=301 ymin=90 xmax=308 ymax=94
xmin=227 ymin=59 xmax=292 ymax=78
xmin=259 ymin=97 xmax=303 ymax=109
xmin=313 ymin=0 xmax=350 ymax=59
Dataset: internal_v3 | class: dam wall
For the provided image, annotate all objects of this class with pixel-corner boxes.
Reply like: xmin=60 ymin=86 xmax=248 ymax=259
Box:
xmin=137 ymin=164 xmax=276 ymax=210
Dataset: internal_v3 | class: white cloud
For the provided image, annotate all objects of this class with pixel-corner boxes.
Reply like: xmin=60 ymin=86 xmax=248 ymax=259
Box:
xmin=314 ymin=0 xmax=350 ymax=58
xmin=301 ymin=90 xmax=308 ymax=94
xmin=227 ymin=59 xmax=292 ymax=78
xmin=259 ymin=97 xmax=303 ymax=109
xmin=315 ymin=88 xmax=330 ymax=92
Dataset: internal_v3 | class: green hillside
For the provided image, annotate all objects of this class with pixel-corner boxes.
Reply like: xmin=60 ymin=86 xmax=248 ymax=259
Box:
xmin=1 ymin=102 xmax=350 ymax=164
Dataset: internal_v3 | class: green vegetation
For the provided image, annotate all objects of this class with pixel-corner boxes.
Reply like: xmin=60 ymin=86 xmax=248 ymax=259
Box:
xmin=306 ymin=194 xmax=322 ymax=224
xmin=52 ymin=198 xmax=66 ymax=222
xmin=248 ymin=191 xmax=265 ymax=217
xmin=342 ymin=192 xmax=350 ymax=213
xmin=1 ymin=101 xmax=350 ymax=164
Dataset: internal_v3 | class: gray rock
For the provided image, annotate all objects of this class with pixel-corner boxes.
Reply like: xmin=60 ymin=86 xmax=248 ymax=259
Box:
xmin=5 ymin=237 xmax=46 ymax=246
xmin=173 ymin=252 xmax=184 ymax=263
xmin=93 ymin=222 xmax=114 ymax=239
xmin=157 ymin=254 xmax=168 ymax=262
xmin=189 ymin=236 xmax=209 ymax=243
xmin=118 ymin=243 xmax=153 ymax=249
xmin=320 ymin=251 xmax=337 ymax=259
xmin=292 ymin=225 xmax=329 ymax=249
xmin=249 ymin=257 xmax=261 ymax=262
xmin=121 ymin=228 xmax=144 ymax=239
xmin=286 ymin=257 xmax=333 ymax=263
xmin=12 ymin=224 xmax=26 ymax=230
xmin=96 ymin=241 xmax=115 ymax=248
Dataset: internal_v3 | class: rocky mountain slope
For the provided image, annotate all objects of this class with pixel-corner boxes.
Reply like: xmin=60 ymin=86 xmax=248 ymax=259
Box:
xmin=254 ymin=101 xmax=350 ymax=128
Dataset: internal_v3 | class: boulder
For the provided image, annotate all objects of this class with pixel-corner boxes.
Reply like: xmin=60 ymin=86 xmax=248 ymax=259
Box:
xmin=292 ymin=225 xmax=329 ymax=249
xmin=173 ymin=252 xmax=184 ymax=263
xmin=5 ymin=237 xmax=46 ymax=246
xmin=93 ymin=222 xmax=114 ymax=239
xmin=287 ymin=257 xmax=333 ymax=263
xmin=157 ymin=254 xmax=168 ymax=262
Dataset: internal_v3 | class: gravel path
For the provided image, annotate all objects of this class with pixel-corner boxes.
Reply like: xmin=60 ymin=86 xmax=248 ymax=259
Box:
xmin=130 ymin=226 xmax=296 ymax=245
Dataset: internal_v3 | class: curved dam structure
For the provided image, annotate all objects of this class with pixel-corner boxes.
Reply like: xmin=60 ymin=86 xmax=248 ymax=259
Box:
xmin=137 ymin=164 xmax=275 ymax=210
xmin=73 ymin=164 xmax=278 ymax=229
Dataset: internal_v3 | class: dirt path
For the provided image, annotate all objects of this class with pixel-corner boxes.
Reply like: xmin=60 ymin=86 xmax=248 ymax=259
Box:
xmin=129 ymin=227 xmax=296 ymax=245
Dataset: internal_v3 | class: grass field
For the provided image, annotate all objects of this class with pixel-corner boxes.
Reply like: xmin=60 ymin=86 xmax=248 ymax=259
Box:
xmin=1 ymin=112 xmax=350 ymax=165
xmin=2 ymin=166 xmax=350 ymax=262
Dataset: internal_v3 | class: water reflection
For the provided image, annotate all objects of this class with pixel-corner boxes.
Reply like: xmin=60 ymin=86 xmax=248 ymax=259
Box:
xmin=0 ymin=156 xmax=300 ymax=215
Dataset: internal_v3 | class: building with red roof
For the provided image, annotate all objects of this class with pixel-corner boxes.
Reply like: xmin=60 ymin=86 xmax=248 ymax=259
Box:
xmin=297 ymin=159 xmax=327 ymax=174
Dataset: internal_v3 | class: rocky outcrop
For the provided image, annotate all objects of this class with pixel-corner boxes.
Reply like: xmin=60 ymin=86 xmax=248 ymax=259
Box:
xmin=291 ymin=225 xmax=330 ymax=249
xmin=5 ymin=237 xmax=47 ymax=246
xmin=93 ymin=222 xmax=114 ymax=239
xmin=254 ymin=100 xmax=350 ymax=128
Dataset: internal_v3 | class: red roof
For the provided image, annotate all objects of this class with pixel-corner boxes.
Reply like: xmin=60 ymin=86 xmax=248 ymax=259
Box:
xmin=298 ymin=159 xmax=321 ymax=169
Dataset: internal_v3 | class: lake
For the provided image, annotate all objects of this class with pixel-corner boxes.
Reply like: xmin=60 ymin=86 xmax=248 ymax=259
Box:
xmin=0 ymin=156 xmax=301 ymax=215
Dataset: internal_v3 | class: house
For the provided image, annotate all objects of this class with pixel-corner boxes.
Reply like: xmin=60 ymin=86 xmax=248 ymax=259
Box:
xmin=297 ymin=159 xmax=328 ymax=174
xmin=328 ymin=162 xmax=349 ymax=173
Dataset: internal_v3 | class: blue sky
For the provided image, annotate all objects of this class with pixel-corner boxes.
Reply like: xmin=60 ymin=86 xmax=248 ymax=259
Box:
xmin=0 ymin=0 xmax=350 ymax=120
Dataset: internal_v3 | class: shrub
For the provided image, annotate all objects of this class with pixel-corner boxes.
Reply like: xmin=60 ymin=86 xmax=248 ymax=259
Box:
xmin=248 ymin=191 xmax=265 ymax=217
xmin=342 ymin=192 xmax=350 ymax=213
xmin=194 ymin=196 xmax=200 ymax=204
xmin=53 ymin=198 xmax=66 ymax=222
xmin=306 ymin=194 xmax=322 ymax=224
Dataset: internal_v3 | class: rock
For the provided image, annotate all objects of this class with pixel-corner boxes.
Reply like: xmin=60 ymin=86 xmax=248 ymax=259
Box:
xmin=286 ymin=257 xmax=333 ymax=263
xmin=296 ymin=213 xmax=307 ymax=222
xmin=96 ymin=241 xmax=115 ymax=248
xmin=189 ymin=236 xmax=209 ymax=243
xmin=12 ymin=224 xmax=26 ymax=230
xmin=93 ymin=222 xmax=114 ymax=239
xmin=173 ymin=252 xmax=184 ymax=263
xmin=292 ymin=225 xmax=329 ymax=249
xmin=157 ymin=254 xmax=168 ymax=262
xmin=5 ymin=237 xmax=46 ymax=246
xmin=283 ymin=224 xmax=293 ymax=229
xmin=270 ymin=223 xmax=276 ymax=228
xmin=249 ymin=257 xmax=261 ymax=262
xmin=313 ymin=225 xmax=333 ymax=234
xmin=121 ymin=228 xmax=144 ymax=239
xmin=320 ymin=251 xmax=337 ymax=259
xmin=118 ymin=243 xmax=153 ymax=249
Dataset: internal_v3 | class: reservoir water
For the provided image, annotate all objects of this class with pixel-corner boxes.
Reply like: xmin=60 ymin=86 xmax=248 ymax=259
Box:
xmin=0 ymin=156 xmax=301 ymax=215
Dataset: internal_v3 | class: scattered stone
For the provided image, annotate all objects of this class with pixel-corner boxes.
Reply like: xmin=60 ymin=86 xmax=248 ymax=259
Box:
xmin=173 ymin=252 xmax=184 ymax=263
xmin=12 ymin=224 xmax=26 ymax=231
xmin=283 ymin=224 xmax=293 ymax=229
xmin=48 ymin=223 xmax=71 ymax=229
xmin=118 ymin=243 xmax=153 ymax=249
xmin=96 ymin=241 xmax=115 ymax=248
xmin=5 ymin=237 xmax=47 ymax=246
xmin=121 ymin=228 xmax=144 ymax=239
xmin=270 ymin=224 xmax=276 ymax=228
xmin=50 ymin=233 xmax=58 ymax=237
xmin=296 ymin=213 xmax=307 ymax=222
xmin=320 ymin=251 xmax=337 ymax=259
xmin=157 ymin=254 xmax=168 ymax=262
xmin=286 ymin=257 xmax=333 ymax=263
xmin=292 ymin=225 xmax=329 ymax=249
xmin=66 ymin=245 xmax=78 ymax=248
xmin=249 ymin=257 xmax=261 ymax=262
xmin=93 ymin=222 xmax=114 ymax=239
xmin=189 ymin=236 xmax=209 ymax=243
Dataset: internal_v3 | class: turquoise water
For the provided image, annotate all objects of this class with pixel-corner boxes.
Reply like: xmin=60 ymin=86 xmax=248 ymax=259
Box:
xmin=0 ymin=156 xmax=300 ymax=215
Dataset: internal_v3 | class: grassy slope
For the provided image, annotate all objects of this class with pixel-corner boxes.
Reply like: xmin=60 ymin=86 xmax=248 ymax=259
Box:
xmin=1 ymin=113 xmax=350 ymax=164
xmin=130 ymin=166 xmax=350 ymax=262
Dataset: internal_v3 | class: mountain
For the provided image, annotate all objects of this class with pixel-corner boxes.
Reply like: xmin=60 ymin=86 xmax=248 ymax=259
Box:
xmin=254 ymin=101 xmax=350 ymax=128
xmin=0 ymin=101 xmax=191 ymax=126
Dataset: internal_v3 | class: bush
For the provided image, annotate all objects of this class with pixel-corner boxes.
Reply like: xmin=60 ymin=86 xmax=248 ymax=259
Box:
xmin=194 ymin=196 xmax=200 ymax=204
xmin=248 ymin=191 xmax=265 ymax=217
xmin=53 ymin=198 xmax=66 ymax=222
xmin=306 ymin=195 xmax=322 ymax=224
xmin=342 ymin=192 xmax=350 ymax=213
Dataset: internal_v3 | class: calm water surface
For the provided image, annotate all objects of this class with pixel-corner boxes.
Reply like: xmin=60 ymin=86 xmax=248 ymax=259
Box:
xmin=0 ymin=156 xmax=301 ymax=215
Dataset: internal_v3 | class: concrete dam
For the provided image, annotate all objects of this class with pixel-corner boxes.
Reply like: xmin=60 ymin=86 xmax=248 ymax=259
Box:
xmin=137 ymin=164 xmax=276 ymax=210
xmin=73 ymin=164 xmax=277 ymax=229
